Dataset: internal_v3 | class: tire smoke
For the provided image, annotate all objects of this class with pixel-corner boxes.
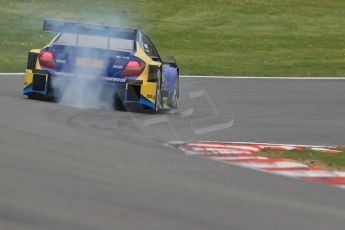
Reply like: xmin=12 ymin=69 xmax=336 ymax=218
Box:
xmin=52 ymin=75 xmax=115 ymax=110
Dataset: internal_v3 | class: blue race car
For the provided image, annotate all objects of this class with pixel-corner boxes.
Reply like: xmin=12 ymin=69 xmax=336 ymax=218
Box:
xmin=23 ymin=20 xmax=179 ymax=112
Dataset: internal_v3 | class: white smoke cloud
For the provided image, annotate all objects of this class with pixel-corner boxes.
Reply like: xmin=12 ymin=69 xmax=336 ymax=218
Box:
xmin=48 ymin=19 xmax=134 ymax=111
xmin=52 ymin=75 xmax=116 ymax=110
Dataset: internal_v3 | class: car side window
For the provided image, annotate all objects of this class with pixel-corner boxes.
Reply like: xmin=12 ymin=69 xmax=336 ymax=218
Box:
xmin=141 ymin=34 xmax=151 ymax=56
xmin=142 ymin=33 xmax=160 ymax=60
xmin=147 ymin=37 xmax=159 ymax=58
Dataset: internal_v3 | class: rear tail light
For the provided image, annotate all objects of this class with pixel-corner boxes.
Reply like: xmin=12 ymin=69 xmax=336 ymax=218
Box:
xmin=120 ymin=59 xmax=145 ymax=77
xmin=38 ymin=51 xmax=56 ymax=69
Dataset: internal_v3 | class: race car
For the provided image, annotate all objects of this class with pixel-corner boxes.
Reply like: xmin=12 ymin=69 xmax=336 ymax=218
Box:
xmin=23 ymin=19 xmax=179 ymax=112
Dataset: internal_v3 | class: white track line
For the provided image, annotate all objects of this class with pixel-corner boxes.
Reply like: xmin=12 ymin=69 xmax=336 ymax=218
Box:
xmin=237 ymin=162 xmax=308 ymax=169
xmin=212 ymin=156 xmax=268 ymax=161
xmin=273 ymin=171 xmax=345 ymax=177
xmin=181 ymin=75 xmax=345 ymax=80
xmin=1 ymin=73 xmax=345 ymax=80
xmin=189 ymin=141 xmax=337 ymax=149
xmin=0 ymin=73 xmax=23 ymax=76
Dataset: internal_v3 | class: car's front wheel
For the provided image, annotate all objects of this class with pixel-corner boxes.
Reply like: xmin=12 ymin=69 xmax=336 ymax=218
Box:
xmin=154 ymin=70 xmax=163 ymax=112
xmin=168 ymin=77 xmax=179 ymax=110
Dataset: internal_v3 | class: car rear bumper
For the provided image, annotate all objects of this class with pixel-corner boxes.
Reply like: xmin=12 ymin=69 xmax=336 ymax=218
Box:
xmin=23 ymin=69 xmax=157 ymax=109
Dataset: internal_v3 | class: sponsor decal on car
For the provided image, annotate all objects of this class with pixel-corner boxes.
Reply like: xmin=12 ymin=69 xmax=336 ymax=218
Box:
xmin=101 ymin=77 xmax=127 ymax=82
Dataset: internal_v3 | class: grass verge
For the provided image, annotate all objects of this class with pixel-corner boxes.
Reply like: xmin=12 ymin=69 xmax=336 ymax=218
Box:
xmin=258 ymin=148 xmax=345 ymax=171
xmin=1 ymin=0 xmax=345 ymax=76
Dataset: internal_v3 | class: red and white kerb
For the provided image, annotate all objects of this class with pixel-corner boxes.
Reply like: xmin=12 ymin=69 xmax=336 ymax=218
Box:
xmin=177 ymin=141 xmax=345 ymax=189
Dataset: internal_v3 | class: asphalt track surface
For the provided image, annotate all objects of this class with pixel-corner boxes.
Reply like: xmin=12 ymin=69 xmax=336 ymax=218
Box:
xmin=1 ymin=75 xmax=345 ymax=230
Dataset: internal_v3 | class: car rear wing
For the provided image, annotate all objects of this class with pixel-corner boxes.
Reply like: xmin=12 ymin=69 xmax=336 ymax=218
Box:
xmin=43 ymin=19 xmax=137 ymax=40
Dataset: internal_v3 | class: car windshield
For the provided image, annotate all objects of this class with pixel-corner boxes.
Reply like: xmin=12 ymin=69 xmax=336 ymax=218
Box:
xmin=55 ymin=33 xmax=135 ymax=51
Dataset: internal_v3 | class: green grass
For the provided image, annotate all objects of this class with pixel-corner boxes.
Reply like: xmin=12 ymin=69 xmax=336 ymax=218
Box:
xmin=260 ymin=148 xmax=345 ymax=170
xmin=1 ymin=0 xmax=345 ymax=76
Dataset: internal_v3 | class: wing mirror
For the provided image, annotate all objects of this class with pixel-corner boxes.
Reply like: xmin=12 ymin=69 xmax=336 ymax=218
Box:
xmin=151 ymin=56 xmax=160 ymax=62
xmin=163 ymin=56 xmax=176 ymax=64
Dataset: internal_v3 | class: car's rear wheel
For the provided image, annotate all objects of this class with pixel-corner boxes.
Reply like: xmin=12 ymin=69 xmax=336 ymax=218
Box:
xmin=27 ymin=93 xmax=43 ymax=100
xmin=114 ymin=92 xmax=126 ymax=111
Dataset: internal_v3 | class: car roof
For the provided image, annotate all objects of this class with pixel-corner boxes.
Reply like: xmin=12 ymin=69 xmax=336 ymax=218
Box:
xmin=44 ymin=19 xmax=139 ymax=40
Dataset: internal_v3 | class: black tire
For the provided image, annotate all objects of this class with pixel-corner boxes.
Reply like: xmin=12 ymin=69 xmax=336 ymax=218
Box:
xmin=27 ymin=93 xmax=43 ymax=100
xmin=114 ymin=93 xmax=126 ymax=111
